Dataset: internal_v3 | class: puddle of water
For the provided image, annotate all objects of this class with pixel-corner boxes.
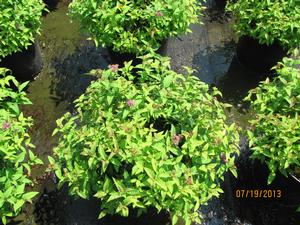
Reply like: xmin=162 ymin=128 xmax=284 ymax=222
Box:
xmin=22 ymin=3 xmax=108 ymax=166
xmin=22 ymin=4 xmax=82 ymax=160
xmin=16 ymin=3 xmax=108 ymax=225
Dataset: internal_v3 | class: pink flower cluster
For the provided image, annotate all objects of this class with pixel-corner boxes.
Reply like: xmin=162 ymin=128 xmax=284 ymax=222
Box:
xmin=126 ymin=99 xmax=135 ymax=107
xmin=172 ymin=134 xmax=183 ymax=146
xmin=220 ymin=153 xmax=228 ymax=163
xmin=156 ymin=10 xmax=163 ymax=17
xmin=2 ymin=122 xmax=10 ymax=130
xmin=108 ymin=64 xmax=119 ymax=72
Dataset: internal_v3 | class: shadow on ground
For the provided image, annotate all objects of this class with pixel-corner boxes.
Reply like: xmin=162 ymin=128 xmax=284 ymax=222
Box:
xmin=35 ymin=185 xmax=170 ymax=225
xmin=50 ymin=42 xmax=108 ymax=109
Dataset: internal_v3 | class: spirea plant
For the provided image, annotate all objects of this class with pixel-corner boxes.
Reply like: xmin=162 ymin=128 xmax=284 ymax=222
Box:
xmin=226 ymin=0 xmax=300 ymax=51
xmin=245 ymin=56 xmax=300 ymax=185
xmin=68 ymin=0 xmax=203 ymax=55
xmin=49 ymin=55 xmax=240 ymax=225
xmin=0 ymin=0 xmax=45 ymax=58
xmin=0 ymin=68 xmax=43 ymax=224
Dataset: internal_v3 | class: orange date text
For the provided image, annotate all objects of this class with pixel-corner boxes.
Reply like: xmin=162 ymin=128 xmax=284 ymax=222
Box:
xmin=234 ymin=189 xmax=282 ymax=198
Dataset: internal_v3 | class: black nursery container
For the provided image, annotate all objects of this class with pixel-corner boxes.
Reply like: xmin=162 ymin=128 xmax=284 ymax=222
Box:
xmin=0 ymin=41 xmax=43 ymax=82
xmin=43 ymin=0 xmax=59 ymax=12
xmin=215 ymin=0 xmax=227 ymax=10
xmin=217 ymin=56 xmax=269 ymax=105
xmin=236 ymin=36 xmax=287 ymax=73
xmin=224 ymin=138 xmax=300 ymax=225
xmin=108 ymin=50 xmax=142 ymax=68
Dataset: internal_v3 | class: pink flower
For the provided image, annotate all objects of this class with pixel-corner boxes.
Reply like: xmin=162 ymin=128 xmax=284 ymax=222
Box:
xmin=172 ymin=134 xmax=183 ymax=146
xmin=220 ymin=153 xmax=228 ymax=164
xmin=156 ymin=10 xmax=163 ymax=17
xmin=186 ymin=177 xmax=193 ymax=185
xmin=2 ymin=122 xmax=10 ymax=130
xmin=108 ymin=64 xmax=119 ymax=72
xmin=126 ymin=99 xmax=135 ymax=107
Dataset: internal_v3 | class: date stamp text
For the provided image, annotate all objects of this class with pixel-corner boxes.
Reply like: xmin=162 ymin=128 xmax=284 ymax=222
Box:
xmin=235 ymin=189 xmax=282 ymax=198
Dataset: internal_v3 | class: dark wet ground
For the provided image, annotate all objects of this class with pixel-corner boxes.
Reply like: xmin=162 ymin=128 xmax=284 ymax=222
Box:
xmin=9 ymin=0 xmax=300 ymax=225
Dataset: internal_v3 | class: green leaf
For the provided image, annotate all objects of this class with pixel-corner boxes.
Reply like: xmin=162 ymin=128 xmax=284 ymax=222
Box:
xmin=172 ymin=214 xmax=178 ymax=225
xmin=267 ymin=172 xmax=276 ymax=184
xmin=2 ymin=216 xmax=7 ymax=225
xmin=98 ymin=211 xmax=106 ymax=219
xmin=145 ymin=167 xmax=155 ymax=178
xmin=7 ymin=102 xmax=19 ymax=114
xmin=121 ymin=206 xmax=129 ymax=217
xmin=107 ymin=192 xmax=122 ymax=202
xmin=107 ymin=95 xmax=114 ymax=105
xmin=22 ymin=192 xmax=38 ymax=202
xmin=94 ymin=191 xmax=107 ymax=199
xmin=230 ymin=167 xmax=238 ymax=178
xmin=163 ymin=75 xmax=173 ymax=88
xmin=13 ymin=199 xmax=25 ymax=212
xmin=18 ymin=81 xmax=29 ymax=92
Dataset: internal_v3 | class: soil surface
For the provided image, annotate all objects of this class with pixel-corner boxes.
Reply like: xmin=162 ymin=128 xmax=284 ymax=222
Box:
xmin=7 ymin=1 xmax=299 ymax=225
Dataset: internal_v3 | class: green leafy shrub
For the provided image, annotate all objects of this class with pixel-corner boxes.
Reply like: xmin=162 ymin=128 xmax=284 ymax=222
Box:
xmin=49 ymin=55 xmax=240 ymax=225
xmin=68 ymin=0 xmax=203 ymax=55
xmin=226 ymin=0 xmax=300 ymax=51
xmin=0 ymin=68 xmax=43 ymax=224
xmin=245 ymin=56 xmax=300 ymax=184
xmin=0 ymin=0 xmax=45 ymax=58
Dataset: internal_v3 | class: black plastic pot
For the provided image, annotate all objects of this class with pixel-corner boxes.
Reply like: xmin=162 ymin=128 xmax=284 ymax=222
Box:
xmin=217 ymin=55 xmax=271 ymax=105
xmin=236 ymin=36 xmax=287 ymax=73
xmin=102 ymin=208 xmax=170 ymax=225
xmin=108 ymin=40 xmax=168 ymax=67
xmin=108 ymin=50 xmax=142 ymax=68
xmin=224 ymin=138 xmax=300 ymax=225
xmin=35 ymin=184 xmax=171 ymax=225
xmin=215 ymin=0 xmax=227 ymax=9
xmin=0 ymin=41 xmax=43 ymax=82
xmin=43 ymin=0 xmax=59 ymax=13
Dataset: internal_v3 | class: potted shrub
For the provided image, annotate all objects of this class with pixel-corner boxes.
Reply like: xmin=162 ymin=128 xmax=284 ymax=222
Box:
xmin=48 ymin=55 xmax=240 ymax=225
xmin=0 ymin=68 xmax=43 ymax=224
xmin=0 ymin=0 xmax=45 ymax=81
xmin=244 ymin=56 xmax=300 ymax=209
xmin=222 ymin=56 xmax=300 ymax=224
xmin=68 ymin=0 xmax=203 ymax=64
xmin=226 ymin=0 xmax=300 ymax=72
xmin=246 ymin=55 xmax=300 ymax=183
xmin=245 ymin=56 xmax=300 ymax=184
